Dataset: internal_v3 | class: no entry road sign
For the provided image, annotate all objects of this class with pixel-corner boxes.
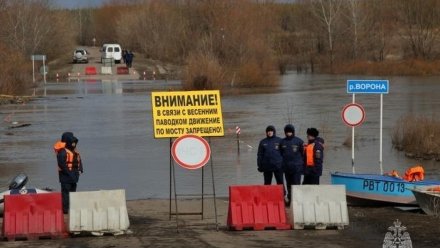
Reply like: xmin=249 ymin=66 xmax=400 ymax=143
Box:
xmin=347 ymin=80 xmax=389 ymax=94
xmin=31 ymin=55 xmax=46 ymax=61
xmin=171 ymin=134 xmax=211 ymax=170
xmin=342 ymin=103 xmax=365 ymax=127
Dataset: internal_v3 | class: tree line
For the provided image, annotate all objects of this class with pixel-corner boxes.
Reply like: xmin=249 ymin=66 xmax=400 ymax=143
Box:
xmin=0 ymin=0 xmax=74 ymax=94
xmin=2 ymin=0 xmax=440 ymax=94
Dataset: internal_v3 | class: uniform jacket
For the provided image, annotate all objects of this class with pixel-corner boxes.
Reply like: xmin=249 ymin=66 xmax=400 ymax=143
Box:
xmin=257 ymin=126 xmax=283 ymax=172
xmin=54 ymin=133 xmax=83 ymax=184
xmin=303 ymin=140 xmax=324 ymax=176
xmin=280 ymin=135 xmax=304 ymax=174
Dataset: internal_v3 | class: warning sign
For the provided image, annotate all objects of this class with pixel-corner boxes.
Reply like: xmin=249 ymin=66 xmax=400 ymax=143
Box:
xmin=151 ymin=90 xmax=224 ymax=138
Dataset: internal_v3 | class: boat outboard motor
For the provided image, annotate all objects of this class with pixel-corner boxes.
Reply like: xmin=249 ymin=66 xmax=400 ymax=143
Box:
xmin=8 ymin=173 xmax=28 ymax=190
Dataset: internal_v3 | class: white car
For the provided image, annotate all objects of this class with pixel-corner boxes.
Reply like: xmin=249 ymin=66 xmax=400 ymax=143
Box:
xmin=73 ymin=48 xmax=88 ymax=63
xmin=101 ymin=44 xmax=122 ymax=64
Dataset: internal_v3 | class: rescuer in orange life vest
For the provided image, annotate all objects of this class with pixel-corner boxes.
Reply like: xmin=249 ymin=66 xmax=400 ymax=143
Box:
xmin=303 ymin=128 xmax=324 ymax=185
xmin=54 ymin=132 xmax=83 ymax=214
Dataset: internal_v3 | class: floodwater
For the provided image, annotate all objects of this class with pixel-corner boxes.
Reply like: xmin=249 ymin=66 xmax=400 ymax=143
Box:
xmin=0 ymin=74 xmax=439 ymax=200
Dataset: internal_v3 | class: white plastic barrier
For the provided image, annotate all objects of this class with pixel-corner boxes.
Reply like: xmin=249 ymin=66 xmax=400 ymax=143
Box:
xmin=101 ymin=66 xmax=112 ymax=75
xmin=69 ymin=189 xmax=130 ymax=235
xmin=290 ymin=185 xmax=349 ymax=229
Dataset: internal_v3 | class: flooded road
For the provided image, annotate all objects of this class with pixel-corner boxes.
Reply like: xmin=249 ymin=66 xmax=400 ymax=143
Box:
xmin=0 ymin=74 xmax=439 ymax=200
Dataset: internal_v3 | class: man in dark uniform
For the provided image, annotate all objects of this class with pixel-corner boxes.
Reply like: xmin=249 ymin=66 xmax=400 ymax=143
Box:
xmin=280 ymin=124 xmax=304 ymax=205
xmin=303 ymin=128 xmax=324 ymax=185
xmin=53 ymin=132 xmax=83 ymax=214
xmin=257 ymin=125 xmax=284 ymax=186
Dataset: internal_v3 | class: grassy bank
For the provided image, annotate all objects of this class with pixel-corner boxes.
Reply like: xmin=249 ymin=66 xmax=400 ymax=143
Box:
xmin=332 ymin=60 xmax=440 ymax=76
xmin=0 ymin=95 xmax=33 ymax=105
xmin=392 ymin=115 xmax=440 ymax=160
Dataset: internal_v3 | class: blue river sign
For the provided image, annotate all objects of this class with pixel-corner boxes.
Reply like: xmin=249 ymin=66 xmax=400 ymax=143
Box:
xmin=347 ymin=80 xmax=389 ymax=94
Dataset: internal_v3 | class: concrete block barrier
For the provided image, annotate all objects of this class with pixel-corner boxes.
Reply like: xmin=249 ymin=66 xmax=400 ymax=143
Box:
xmin=101 ymin=66 xmax=112 ymax=75
xmin=85 ymin=66 xmax=97 ymax=75
xmin=69 ymin=189 xmax=130 ymax=235
xmin=227 ymin=185 xmax=291 ymax=231
xmin=290 ymin=185 xmax=349 ymax=229
xmin=2 ymin=193 xmax=67 ymax=241
xmin=116 ymin=66 xmax=129 ymax=75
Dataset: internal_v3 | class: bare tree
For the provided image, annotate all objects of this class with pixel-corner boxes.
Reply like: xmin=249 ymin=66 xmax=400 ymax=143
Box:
xmin=0 ymin=1 xmax=52 ymax=55
xmin=345 ymin=0 xmax=366 ymax=60
xmin=309 ymin=0 xmax=343 ymax=70
xmin=396 ymin=0 xmax=440 ymax=59
xmin=0 ymin=0 xmax=74 ymax=58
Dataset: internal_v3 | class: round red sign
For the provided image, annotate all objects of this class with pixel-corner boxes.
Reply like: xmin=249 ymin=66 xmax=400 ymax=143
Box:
xmin=171 ymin=135 xmax=211 ymax=170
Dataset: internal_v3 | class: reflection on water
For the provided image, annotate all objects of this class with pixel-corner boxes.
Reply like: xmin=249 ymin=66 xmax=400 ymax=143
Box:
xmin=36 ymin=79 xmax=181 ymax=96
xmin=0 ymin=75 xmax=439 ymax=199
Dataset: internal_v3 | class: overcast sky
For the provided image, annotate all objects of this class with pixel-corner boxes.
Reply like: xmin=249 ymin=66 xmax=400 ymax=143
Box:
xmin=52 ymin=0 xmax=106 ymax=9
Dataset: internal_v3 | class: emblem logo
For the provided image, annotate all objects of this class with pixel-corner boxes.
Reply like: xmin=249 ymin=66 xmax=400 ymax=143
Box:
xmin=383 ymin=219 xmax=412 ymax=248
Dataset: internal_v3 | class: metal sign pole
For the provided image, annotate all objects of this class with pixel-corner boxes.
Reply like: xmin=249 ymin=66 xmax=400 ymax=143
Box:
xmin=346 ymin=80 xmax=388 ymax=175
xmin=169 ymin=138 xmax=172 ymax=220
xmin=172 ymin=152 xmax=179 ymax=232
xmin=201 ymin=165 xmax=204 ymax=220
xmin=169 ymin=135 xmax=216 ymax=231
xmin=32 ymin=58 xmax=35 ymax=84
xmin=352 ymin=93 xmax=356 ymax=174
xmin=379 ymin=94 xmax=384 ymax=174
xmin=208 ymin=137 xmax=219 ymax=231
xmin=43 ymin=57 xmax=47 ymax=84
xmin=237 ymin=133 xmax=240 ymax=154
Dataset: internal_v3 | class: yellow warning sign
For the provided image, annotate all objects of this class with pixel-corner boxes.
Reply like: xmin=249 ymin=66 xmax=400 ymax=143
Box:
xmin=151 ymin=90 xmax=224 ymax=138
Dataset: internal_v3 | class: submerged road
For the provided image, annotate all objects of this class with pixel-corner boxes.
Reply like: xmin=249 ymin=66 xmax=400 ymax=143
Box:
xmin=68 ymin=46 xmax=140 ymax=81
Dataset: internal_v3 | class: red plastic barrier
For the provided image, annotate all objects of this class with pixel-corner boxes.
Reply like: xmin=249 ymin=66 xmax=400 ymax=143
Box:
xmin=85 ymin=66 xmax=97 ymax=75
xmin=117 ymin=66 xmax=129 ymax=75
xmin=227 ymin=185 xmax=291 ymax=231
xmin=2 ymin=193 xmax=67 ymax=241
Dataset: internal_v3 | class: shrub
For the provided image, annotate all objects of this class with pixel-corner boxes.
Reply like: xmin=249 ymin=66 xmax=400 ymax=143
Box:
xmin=182 ymin=51 xmax=225 ymax=90
xmin=392 ymin=115 xmax=440 ymax=159
xmin=0 ymin=43 xmax=31 ymax=95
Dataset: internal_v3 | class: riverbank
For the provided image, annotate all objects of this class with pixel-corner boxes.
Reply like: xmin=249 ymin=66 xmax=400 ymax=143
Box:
xmin=41 ymin=45 xmax=440 ymax=85
xmin=0 ymin=95 xmax=32 ymax=105
xmin=0 ymin=198 xmax=438 ymax=247
xmin=48 ymin=55 xmax=440 ymax=85
xmin=332 ymin=59 xmax=440 ymax=76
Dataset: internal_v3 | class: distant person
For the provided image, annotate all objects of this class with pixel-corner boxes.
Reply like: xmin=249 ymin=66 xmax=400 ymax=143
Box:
xmin=53 ymin=132 xmax=83 ymax=214
xmin=122 ymin=49 xmax=127 ymax=64
xmin=280 ymin=124 xmax=304 ymax=206
xmin=125 ymin=51 xmax=134 ymax=68
xmin=257 ymin=126 xmax=284 ymax=187
xmin=303 ymin=128 xmax=324 ymax=185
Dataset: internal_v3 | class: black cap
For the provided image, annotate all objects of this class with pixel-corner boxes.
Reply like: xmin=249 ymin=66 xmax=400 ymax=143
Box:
xmin=284 ymin=124 xmax=295 ymax=134
xmin=266 ymin=125 xmax=275 ymax=133
xmin=307 ymin=128 xmax=319 ymax=138
xmin=61 ymin=132 xmax=74 ymax=142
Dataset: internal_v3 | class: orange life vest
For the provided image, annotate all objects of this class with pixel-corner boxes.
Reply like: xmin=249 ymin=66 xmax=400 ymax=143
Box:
xmin=54 ymin=141 xmax=79 ymax=172
xmin=403 ymin=165 xmax=425 ymax=182
xmin=304 ymin=143 xmax=315 ymax=167
xmin=386 ymin=170 xmax=400 ymax=178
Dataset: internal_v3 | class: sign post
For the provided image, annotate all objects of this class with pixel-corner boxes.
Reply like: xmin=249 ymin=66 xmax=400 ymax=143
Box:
xmin=342 ymin=102 xmax=366 ymax=173
xmin=352 ymin=94 xmax=355 ymax=173
xmin=235 ymin=126 xmax=241 ymax=154
xmin=346 ymin=80 xmax=389 ymax=175
xmin=151 ymin=90 xmax=224 ymax=231
xmin=31 ymin=55 xmax=47 ymax=84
